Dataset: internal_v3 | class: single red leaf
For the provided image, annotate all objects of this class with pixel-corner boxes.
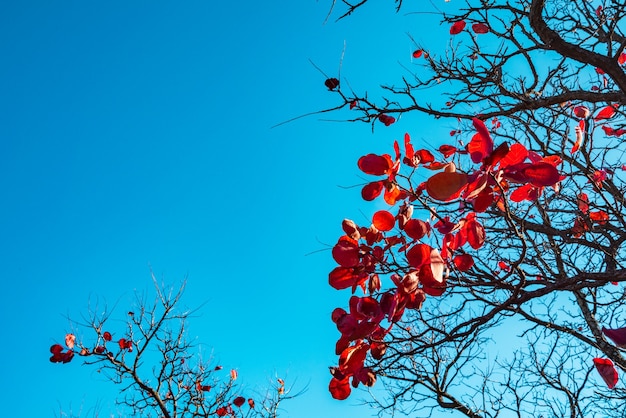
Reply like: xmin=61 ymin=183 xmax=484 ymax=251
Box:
xmin=233 ymin=397 xmax=245 ymax=408
xmin=593 ymin=358 xmax=618 ymax=389
xmin=602 ymin=327 xmax=626 ymax=347
xmin=358 ymin=154 xmax=393 ymax=176
xmin=332 ymin=237 xmax=360 ymax=267
xmin=619 ymin=53 xmax=626 ymax=65
xmin=329 ymin=377 xmax=351 ymax=400
xmin=65 ymin=334 xmax=76 ymax=350
xmin=510 ymin=183 xmax=540 ymax=202
xmin=577 ymin=193 xmax=589 ymax=213
xmin=465 ymin=217 xmax=485 ymax=250
xmin=521 ymin=162 xmax=561 ymax=187
xmin=467 ymin=123 xmax=494 ymax=163
xmin=248 ymin=398 xmax=255 ymax=409
xmin=406 ymin=243 xmax=432 ymax=269
xmin=589 ymin=210 xmax=609 ymax=224
xmin=378 ymin=114 xmax=396 ymax=126
xmin=403 ymin=219 xmax=430 ymax=240
xmin=573 ymin=105 xmax=590 ymax=118
xmin=412 ymin=49 xmax=423 ymax=58
xmin=453 ymin=254 xmax=474 ymax=271
xmin=329 ymin=267 xmax=360 ymax=290
xmin=595 ymin=104 xmax=618 ymax=121
xmin=103 ymin=331 xmax=112 ymax=342
xmin=450 ymin=20 xmax=466 ymax=35
xmin=50 ymin=344 xmax=64 ymax=355
xmin=438 ymin=144 xmax=457 ymax=158
xmin=472 ymin=22 xmax=489 ymax=34
xmin=325 ymin=78 xmax=340 ymax=90
xmin=216 ymin=406 xmax=230 ymax=417
xmin=425 ymin=171 xmax=468 ymax=201
xmin=372 ymin=210 xmax=395 ymax=232
xmin=361 ymin=181 xmax=384 ymax=201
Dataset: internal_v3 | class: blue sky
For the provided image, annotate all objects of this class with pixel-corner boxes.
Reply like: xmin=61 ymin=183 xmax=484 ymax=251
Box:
xmin=0 ymin=1 xmax=449 ymax=417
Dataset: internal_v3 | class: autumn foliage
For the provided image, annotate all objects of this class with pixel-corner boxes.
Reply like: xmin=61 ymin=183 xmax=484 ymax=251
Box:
xmin=323 ymin=0 xmax=626 ymax=416
xmin=49 ymin=281 xmax=292 ymax=418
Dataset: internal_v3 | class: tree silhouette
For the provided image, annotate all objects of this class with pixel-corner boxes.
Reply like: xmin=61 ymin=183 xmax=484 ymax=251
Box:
xmin=323 ymin=1 xmax=626 ymax=416
xmin=50 ymin=278 xmax=294 ymax=418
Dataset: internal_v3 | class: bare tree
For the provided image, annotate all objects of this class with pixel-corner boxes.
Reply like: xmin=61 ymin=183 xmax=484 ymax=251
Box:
xmin=50 ymin=277 xmax=295 ymax=418
xmin=322 ymin=1 xmax=626 ymax=417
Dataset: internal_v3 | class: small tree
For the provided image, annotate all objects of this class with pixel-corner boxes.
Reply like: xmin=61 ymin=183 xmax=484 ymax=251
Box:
xmin=322 ymin=1 xmax=626 ymax=416
xmin=49 ymin=278 xmax=293 ymax=418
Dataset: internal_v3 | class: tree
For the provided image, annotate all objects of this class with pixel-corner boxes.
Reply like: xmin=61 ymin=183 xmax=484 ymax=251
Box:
xmin=322 ymin=1 xmax=626 ymax=416
xmin=49 ymin=277 xmax=294 ymax=418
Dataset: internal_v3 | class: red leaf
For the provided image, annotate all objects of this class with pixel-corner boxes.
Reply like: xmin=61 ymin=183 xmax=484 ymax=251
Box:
xmin=233 ymin=397 xmax=245 ymax=407
xmin=412 ymin=49 xmax=423 ymax=58
xmin=50 ymin=344 xmax=64 ymax=355
xmin=438 ymin=145 xmax=458 ymax=158
xmin=103 ymin=331 xmax=112 ymax=342
xmin=577 ymin=193 xmax=589 ymax=213
xmin=468 ymin=119 xmax=494 ymax=163
xmin=403 ymin=219 xmax=430 ymax=240
xmin=426 ymin=171 xmax=468 ymax=201
xmin=358 ymin=154 xmax=393 ymax=176
xmin=332 ymin=237 xmax=360 ymax=267
xmin=453 ymin=254 xmax=474 ymax=271
xmin=499 ymin=143 xmax=528 ymax=169
xmin=602 ymin=327 xmax=626 ymax=348
xmin=65 ymin=334 xmax=76 ymax=350
xmin=378 ymin=114 xmax=396 ymax=126
xmin=510 ymin=183 xmax=540 ymax=202
xmin=589 ymin=210 xmax=609 ymax=224
xmin=248 ymin=398 xmax=255 ymax=409
xmin=472 ymin=23 xmax=489 ymax=34
xmin=573 ymin=105 xmax=590 ymax=118
xmin=372 ymin=210 xmax=395 ymax=232
xmin=329 ymin=377 xmax=351 ymax=400
xmin=325 ymin=78 xmax=340 ymax=90
xmin=216 ymin=406 xmax=230 ymax=417
xmin=593 ymin=358 xmax=618 ymax=389
xmin=406 ymin=243 xmax=432 ymax=269
xmin=329 ymin=267 xmax=361 ymax=290
xmin=361 ymin=181 xmax=384 ymax=201
xmin=450 ymin=20 xmax=466 ymax=35
xmin=521 ymin=162 xmax=561 ymax=187
xmin=498 ymin=261 xmax=511 ymax=272
xmin=465 ymin=217 xmax=485 ymax=250
xmin=619 ymin=53 xmax=626 ymax=65
xmin=595 ymin=104 xmax=618 ymax=121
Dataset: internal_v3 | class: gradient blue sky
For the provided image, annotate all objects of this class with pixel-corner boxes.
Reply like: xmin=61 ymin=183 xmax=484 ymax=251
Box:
xmin=0 ymin=1 xmax=449 ymax=417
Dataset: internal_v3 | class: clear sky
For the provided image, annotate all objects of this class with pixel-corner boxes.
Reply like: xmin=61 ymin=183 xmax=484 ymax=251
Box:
xmin=0 ymin=1 xmax=448 ymax=417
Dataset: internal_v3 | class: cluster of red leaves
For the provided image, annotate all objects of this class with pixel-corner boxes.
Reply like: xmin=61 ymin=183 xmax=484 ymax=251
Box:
xmin=450 ymin=20 xmax=489 ymax=35
xmin=327 ymin=116 xmax=571 ymax=399
xmin=49 ymin=331 xmax=134 ymax=364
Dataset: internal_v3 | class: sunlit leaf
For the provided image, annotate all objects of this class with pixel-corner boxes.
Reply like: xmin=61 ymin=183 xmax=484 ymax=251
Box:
xmin=65 ymin=334 xmax=76 ymax=350
xmin=426 ymin=171 xmax=468 ymax=201
xmin=406 ymin=243 xmax=432 ymax=269
xmin=594 ymin=104 xmax=618 ymax=121
xmin=332 ymin=236 xmax=360 ymax=267
xmin=329 ymin=377 xmax=351 ymax=400
xmin=593 ymin=358 xmax=618 ymax=389
xmin=372 ymin=210 xmax=395 ymax=232
xmin=412 ymin=49 xmax=423 ymax=58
